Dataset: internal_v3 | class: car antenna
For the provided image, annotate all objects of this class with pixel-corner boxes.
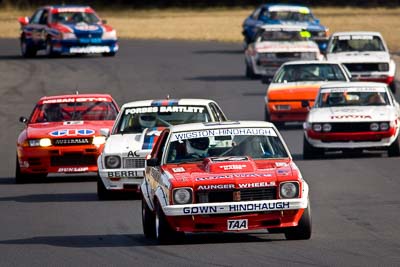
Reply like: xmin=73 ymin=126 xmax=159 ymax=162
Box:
xmin=166 ymin=94 xmax=170 ymax=99
xmin=75 ymin=90 xmax=79 ymax=95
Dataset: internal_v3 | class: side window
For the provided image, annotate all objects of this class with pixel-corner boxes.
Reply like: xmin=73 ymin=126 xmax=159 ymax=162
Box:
xmin=210 ymin=103 xmax=227 ymax=121
xmin=30 ymin=9 xmax=44 ymax=24
xmin=208 ymin=104 xmax=220 ymax=122
xmin=251 ymin=7 xmax=261 ymax=20
xmin=151 ymin=130 xmax=169 ymax=161
xmin=39 ymin=10 xmax=49 ymax=25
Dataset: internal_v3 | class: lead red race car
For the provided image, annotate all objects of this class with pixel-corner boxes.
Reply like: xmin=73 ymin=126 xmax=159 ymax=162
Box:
xmin=141 ymin=121 xmax=311 ymax=242
xmin=16 ymin=94 xmax=119 ymax=183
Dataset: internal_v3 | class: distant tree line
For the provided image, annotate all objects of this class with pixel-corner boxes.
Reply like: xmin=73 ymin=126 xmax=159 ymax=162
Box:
xmin=1 ymin=0 xmax=400 ymax=9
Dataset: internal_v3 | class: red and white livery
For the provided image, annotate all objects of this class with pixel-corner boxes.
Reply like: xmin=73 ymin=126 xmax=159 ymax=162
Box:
xmin=303 ymin=82 xmax=400 ymax=158
xmin=141 ymin=121 xmax=311 ymax=242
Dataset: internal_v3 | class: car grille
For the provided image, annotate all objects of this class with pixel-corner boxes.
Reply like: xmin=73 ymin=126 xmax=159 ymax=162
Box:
xmin=344 ymin=63 xmax=381 ymax=72
xmin=123 ymin=158 xmax=145 ymax=168
xmin=50 ymin=153 xmax=97 ymax=166
xmin=329 ymin=122 xmax=387 ymax=132
xmin=52 ymin=138 xmax=92 ymax=146
xmin=196 ymin=187 xmax=277 ymax=203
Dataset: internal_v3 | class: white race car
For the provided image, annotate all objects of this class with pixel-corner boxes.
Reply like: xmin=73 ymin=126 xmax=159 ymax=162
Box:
xmin=244 ymin=25 xmax=321 ymax=79
xmin=96 ymin=98 xmax=227 ymax=199
xmin=303 ymin=82 xmax=400 ymax=159
xmin=325 ymin=31 xmax=397 ymax=93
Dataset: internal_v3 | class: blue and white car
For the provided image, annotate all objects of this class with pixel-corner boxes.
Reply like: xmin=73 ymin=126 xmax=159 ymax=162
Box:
xmin=18 ymin=5 xmax=118 ymax=57
xmin=242 ymin=4 xmax=329 ymax=52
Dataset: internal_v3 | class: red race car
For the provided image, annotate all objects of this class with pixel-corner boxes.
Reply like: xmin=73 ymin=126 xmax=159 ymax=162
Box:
xmin=141 ymin=121 xmax=311 ymax=242
xmin=16 ymin=94 xmax=119 ymax=183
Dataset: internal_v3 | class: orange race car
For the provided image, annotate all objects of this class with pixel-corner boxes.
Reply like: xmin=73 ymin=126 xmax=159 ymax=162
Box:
xmin=16 ymin=93 xmax=119 ymax=183
xmin=264 ymin=60 xmax=351 ymax=127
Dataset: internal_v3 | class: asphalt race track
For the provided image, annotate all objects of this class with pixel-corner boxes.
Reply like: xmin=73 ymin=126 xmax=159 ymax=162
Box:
xmin=1 ymin=38 xmax=400 ymax=266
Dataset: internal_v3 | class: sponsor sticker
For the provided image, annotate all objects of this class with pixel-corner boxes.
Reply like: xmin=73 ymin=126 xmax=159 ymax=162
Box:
xmin=58 ymin=167 xmax=88 ymax=172
xmin=172 ymin=167 xmax=185 ymax=173
xmin=227 ymin=219 xmax=248 ymax=231
xmin=124 ymin=106 xmax=205 ymax=115
xmin=42 ymin=97 xmax=109 ymax=104
xmin=107 ymin=171 xmax=144 ymax=178
xmin=50 ymin=129 xmax=94 ymax=137
xmin=321 ymin=87 xmax=386 ymax=93
xmin=70 ymin=46 xmax=110 ymax=54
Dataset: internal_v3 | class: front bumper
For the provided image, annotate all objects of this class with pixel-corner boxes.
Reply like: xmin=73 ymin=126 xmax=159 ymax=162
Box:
xmin=98 ymin=167 xmax=145 ymax=191
xmin=52 ymin=39 xmax=118 ymax=54
xmin=17 ymin=144 xmax=101 ymax=175
xmin=163 ymin=198 xmax=308 ymax=233
xmin=267 ymin=101 xmax=314 ymax=123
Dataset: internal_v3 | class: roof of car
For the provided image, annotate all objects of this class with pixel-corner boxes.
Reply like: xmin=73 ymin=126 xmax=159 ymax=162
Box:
xmin=320 ymin=82 xmax=388 ymax=89
xmin=38 ymin=93 xmax=114 ymax=102
xmin=262 ymin=4 xmax=311 ymax=13
xmin=281 ymin=60 xmax=344 ymax=66
xmin=259 ymin=24 xmax=306 ymax=31
xmin=331 ymin=31 xmax=383 ymax=37
xmin=120 ymin=99 xmax=217 ymax=109
xmin=168 ymin=121 xmax=276 ymax=133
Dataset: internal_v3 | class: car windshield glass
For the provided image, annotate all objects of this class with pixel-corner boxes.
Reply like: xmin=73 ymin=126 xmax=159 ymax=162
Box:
xmin=260 ymin=30 xmax=304 ymax=41
xmin=30 ymin=100 xmax=118 ymax=123
xmin=51 ymin=12 xmax=99 ymax=24
xmin=273 ymin=64 xmax=348 ymax=83
xmin=329 ymin=35 xmax=385 ymax=52
xmin=166 ymin=127 xmax=289 ymax=163
xmin=116 ymin=105 xmax=211 ymax=134
xmin=316 ymin=88 xmax=389 ymax=107
xmin=268 ymin=11 xmax=314 ymax=22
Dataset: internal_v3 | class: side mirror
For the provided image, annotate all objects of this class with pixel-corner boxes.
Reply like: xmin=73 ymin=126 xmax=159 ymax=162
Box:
xmin=315 ymin=19 xmax=320 ymax=24
xmin=102 ymin=19 xmax=107 ymax=24
xmin=100 ymin=128 xmax=110 ymax=137
xmin=19 ymin=116 xmax=28 ymax=123
xmin=146 ymin=158 xmax=159 ymax=167
xmin=18 ymin=16 xmax=29 ymax=26
xmin=301 ymin=100 xmax=310 ymax=108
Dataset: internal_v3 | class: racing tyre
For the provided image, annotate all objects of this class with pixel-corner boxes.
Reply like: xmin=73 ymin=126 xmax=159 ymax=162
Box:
xmin=142 ymin=198 xmax=156 ymax=238
xmin=97 ymin=177 xmax=111 ymax=200
xmin=303 ymin=135 xmax=323 ymax=159
xmin=15 ymin=157 xmax=28 ymax=184
xmin=20 ymin=36 xmax=36 ymax=58
xmin=45 ymin=37 xmax=58 ymax=57
xmin=245 ymin=63 xmax=258 ymax=79
xmin=388 ymin=136 xmax=400 ymax=157
xmin=284 ymin=199 xmax=312 ymax=240
xmin=389 ymin=81 xmax=397 ymax=94
xmin=155 ymin=204 xmax=184 ymax=243
xmin=102 ymin=52 xmax=116 ymax=57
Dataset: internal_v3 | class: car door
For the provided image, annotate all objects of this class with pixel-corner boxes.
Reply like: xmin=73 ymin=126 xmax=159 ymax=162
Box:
xmin=27 ymin=9 xmax=44 ymax=46
xmin=35 ymin=9 xmax=50 ymax=48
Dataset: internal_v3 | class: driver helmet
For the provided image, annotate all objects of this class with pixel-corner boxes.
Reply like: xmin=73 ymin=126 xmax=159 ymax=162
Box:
xmin=139 ymin=113 xmax=157 ymax=128
xmin=186 ymin=137 xmax=210 ymax=156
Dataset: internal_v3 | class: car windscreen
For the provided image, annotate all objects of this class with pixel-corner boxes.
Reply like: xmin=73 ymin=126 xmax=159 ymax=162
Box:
xmin=51 ymin=12 xmax=100 ymax=24
xmin=260 ymin=30 xmax=304 ymax=41
xmin=115 ymin=105 xmax=211 ymax=134
xmin=273 ymin=64 xmax=348 ymax=83
xmin=315 ymin=87 xmax=390 ymax=108
xmin=30 ymin=100 xmax=118 ymax=123
xmin=166 ymin=127 xmax=289 ymax=163
xmin=267 ymin=11 xmax=314 ymax=22
xmin=329 ymin=35 xmax=385 ymax=53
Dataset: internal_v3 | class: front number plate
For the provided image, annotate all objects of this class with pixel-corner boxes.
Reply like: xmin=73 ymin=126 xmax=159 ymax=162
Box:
xmin=227 ymin=219 xmax=248 ymax=231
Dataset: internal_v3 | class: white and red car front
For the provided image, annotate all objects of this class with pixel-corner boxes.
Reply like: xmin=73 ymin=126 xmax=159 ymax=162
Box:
xmin=303 ymin=82 xmax=400 ymax=158
xmin=325 ymin=31 xmax=396 ymax=93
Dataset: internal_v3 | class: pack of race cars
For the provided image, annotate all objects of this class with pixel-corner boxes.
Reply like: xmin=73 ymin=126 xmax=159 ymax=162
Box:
xmin=14 ymin=3 xmax=399 ymax=243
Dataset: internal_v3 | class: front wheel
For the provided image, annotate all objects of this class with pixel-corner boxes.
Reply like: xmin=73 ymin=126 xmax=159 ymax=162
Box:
xmin=45 ymin=37 xmax=58 ymax=57
xmin=102 ymin=52 xmax=116 ymax=57
xmin=284 ymin=199 xmax=312 ymax=240
xmin=97 ymin=177 xmax=111 ymax=200
xmin=388 ymin=135 xmax=400 ymax=157
xmin=142 ymin=199 xmax=156 ymax=238
xmin=303 ymin=135 xmax=323 ymax=159
xmin=15 ymin=156 xmax=28 ymax=184
xmin=155 ymin=204 xmax=184 ymax=243
xmin=20 ymin=36 xmax=36 ymax=58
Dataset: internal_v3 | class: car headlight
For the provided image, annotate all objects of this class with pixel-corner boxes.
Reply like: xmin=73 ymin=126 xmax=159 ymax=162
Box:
xmin=105 ymin=156 xmax=121 ymax=169
xmin=322 ymin=123 xmax=332 ymax=132
xmin=280 ymin=182 xmax=299 ymax=199
xmin=92 ymin=136 xmax=106 ymax=146
xmin=380 ymin=122 xmax=389 ymax=131
xmin=370 ymin=122 xmax=379 ymax=131
xmin=62 ymin=32 xmax=77 ymax=40
xmin=378 ymin=63 xmax=389 ymax=71
xmin=313 ymin=123 xmax=322 ymax=132
xmin=173 ymin=188 xmax=193 ymax=205
xmin=29 ymin=138 xmax=52 ymax=147
xmin=102 ymin=30 xmax=117 ymax=40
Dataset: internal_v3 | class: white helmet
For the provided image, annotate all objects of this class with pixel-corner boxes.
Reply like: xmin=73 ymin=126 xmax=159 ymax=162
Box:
xmin=139 ymin=114 xmax=157 ymax=128
xmin=186 ymin=137 xmax=210 ymax=157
